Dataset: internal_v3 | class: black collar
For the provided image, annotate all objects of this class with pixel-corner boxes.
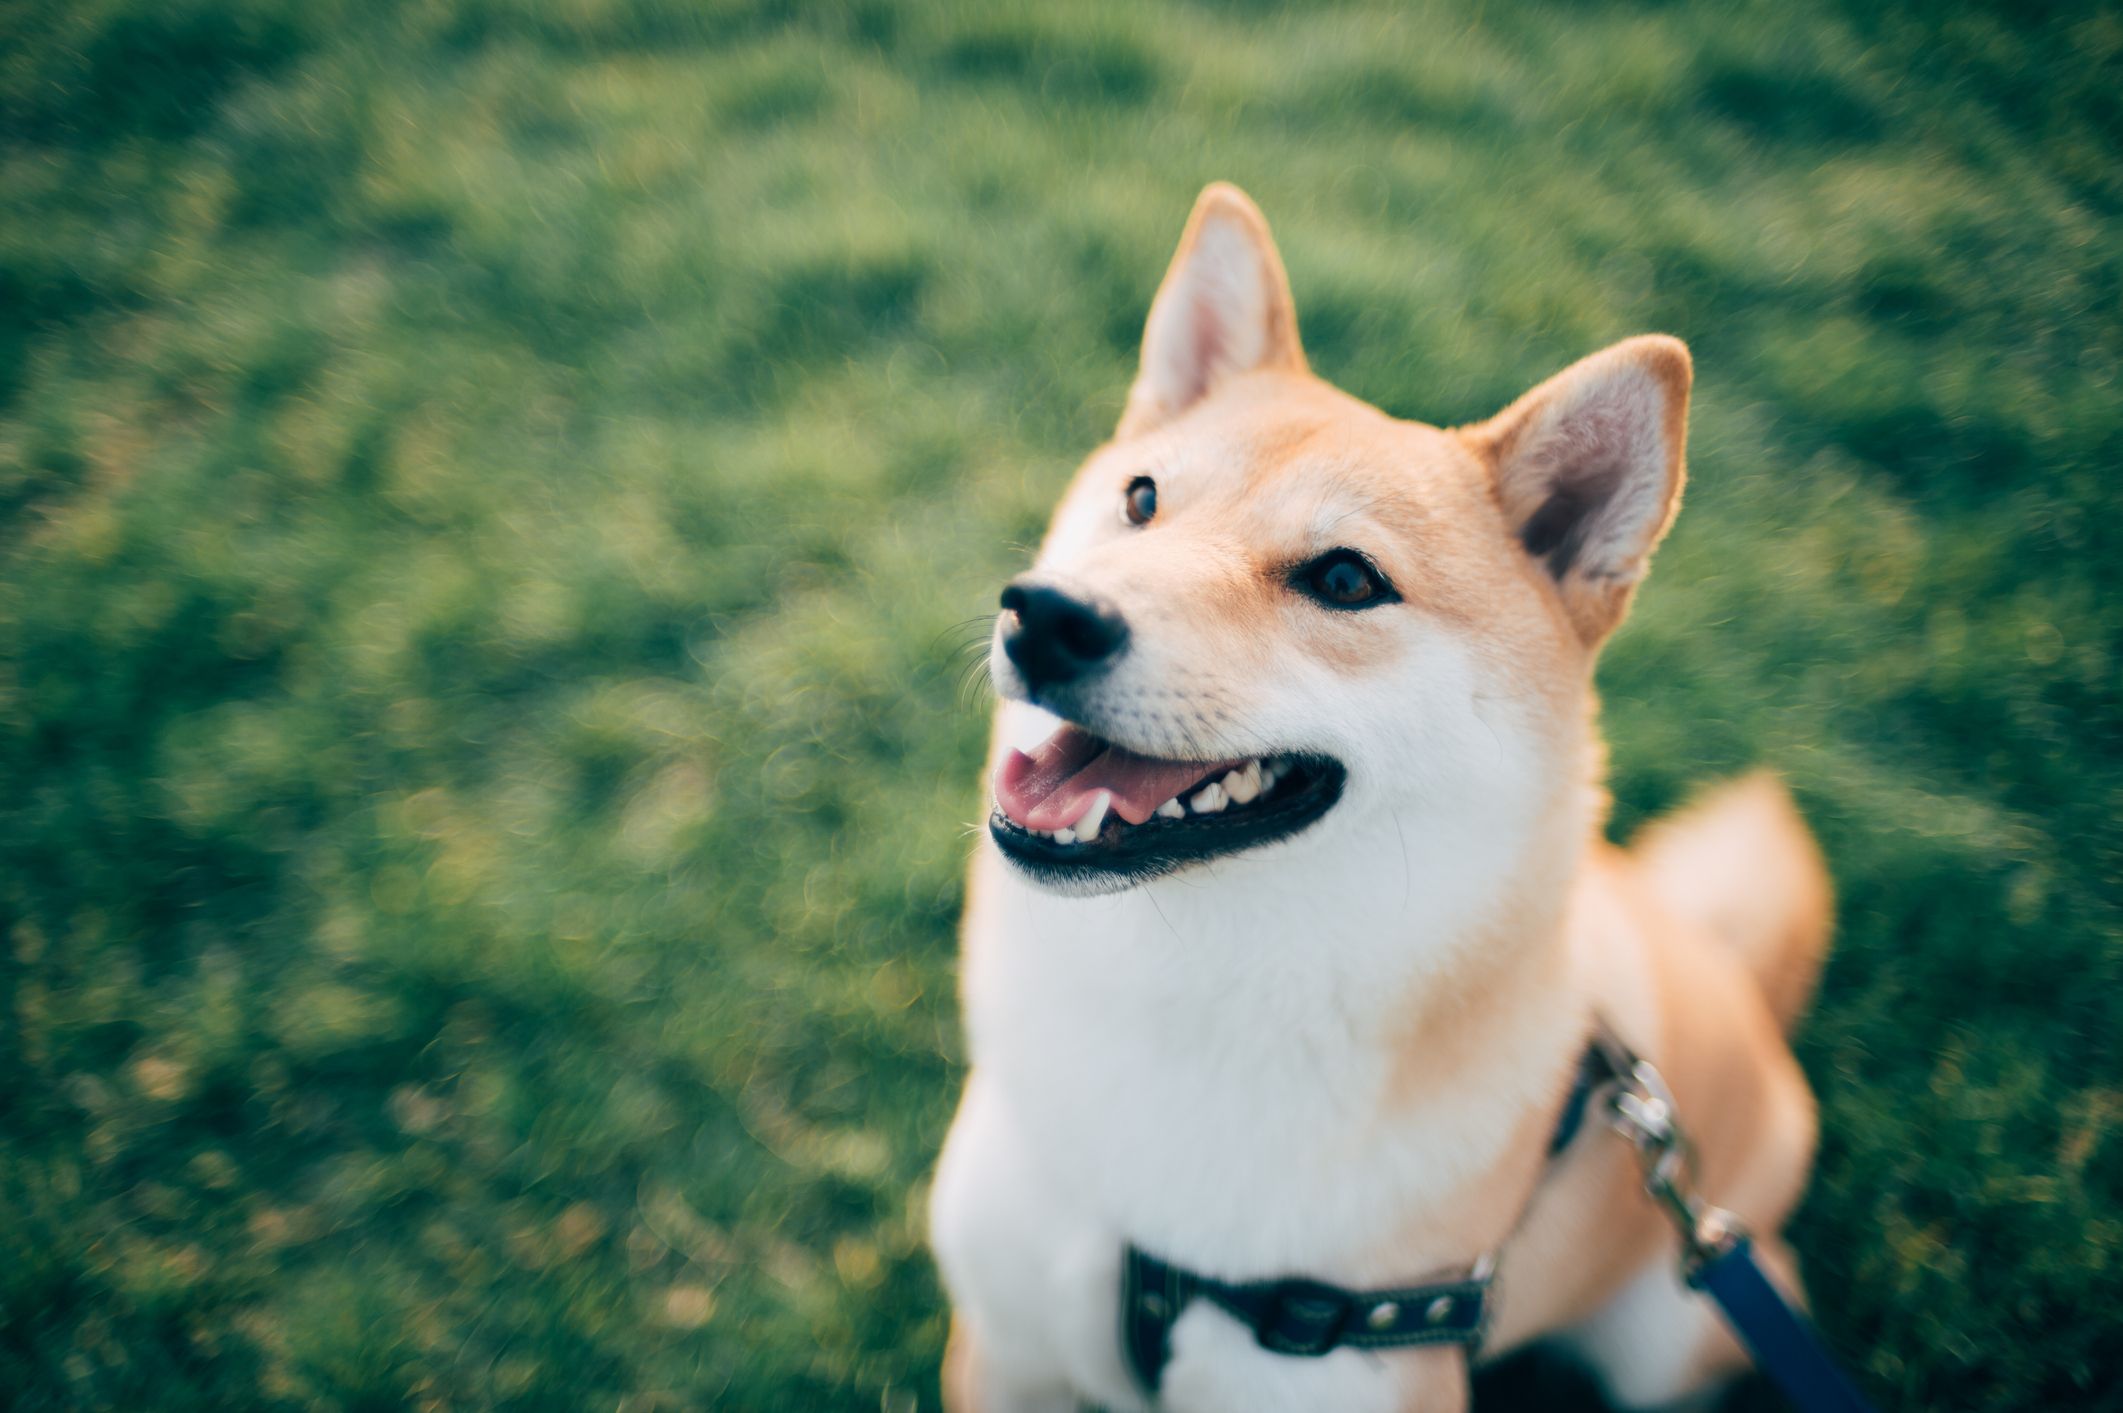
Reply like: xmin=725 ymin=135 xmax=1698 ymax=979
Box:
xmin=1121 ymin=1245 xmax=1490 ymax=1394
xmin=1116 ymin=1032 xmax=1630 ymax=1396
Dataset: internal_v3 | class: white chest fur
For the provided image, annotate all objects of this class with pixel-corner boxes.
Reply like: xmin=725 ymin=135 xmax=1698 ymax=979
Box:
xmin=931 ymin=781 xmax=1586 ymax=1412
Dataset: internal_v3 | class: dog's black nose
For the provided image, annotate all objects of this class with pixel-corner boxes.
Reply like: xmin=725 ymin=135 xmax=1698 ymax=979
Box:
xmin=999 ymin=580 xmax=1130 ymax=689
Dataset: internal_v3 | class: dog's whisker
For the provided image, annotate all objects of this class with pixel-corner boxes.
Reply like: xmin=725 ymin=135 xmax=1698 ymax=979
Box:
xmin=931 ymin=615 xmax=1001 ymax=657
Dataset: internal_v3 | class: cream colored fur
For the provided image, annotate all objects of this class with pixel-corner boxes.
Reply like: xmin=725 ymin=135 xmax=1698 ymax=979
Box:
xmin=929 ymin=184 xmax=1833 ymax=1413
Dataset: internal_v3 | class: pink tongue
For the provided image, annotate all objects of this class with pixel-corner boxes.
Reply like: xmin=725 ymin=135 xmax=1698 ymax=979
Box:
xmin=994 ymin=725 xmax=1240 ymax=831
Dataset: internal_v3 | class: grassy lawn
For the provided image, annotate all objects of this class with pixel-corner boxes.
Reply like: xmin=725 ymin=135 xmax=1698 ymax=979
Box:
xmin=2 ymin=1 xmax=2117 ymax=1408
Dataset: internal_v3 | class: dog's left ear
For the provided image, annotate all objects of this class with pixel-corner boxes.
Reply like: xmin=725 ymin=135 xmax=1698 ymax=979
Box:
xmin=1118 ymin=183 xmax=1307 ymax=439
xmin=1459 ymin=335 xmax=1691 ymax=647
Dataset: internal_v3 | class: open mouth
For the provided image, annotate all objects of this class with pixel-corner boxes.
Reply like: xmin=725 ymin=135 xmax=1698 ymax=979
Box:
xmin=988 ymin=723 xmax=1347 ymax=888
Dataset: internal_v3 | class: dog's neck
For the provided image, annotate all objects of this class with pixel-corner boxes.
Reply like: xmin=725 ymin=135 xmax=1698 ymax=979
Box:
xmin=964 ymin=764 xmax=1595 ymax=1272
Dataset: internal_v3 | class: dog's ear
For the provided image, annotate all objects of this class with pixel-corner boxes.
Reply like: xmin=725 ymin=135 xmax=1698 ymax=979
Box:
xmin=1460 ymin=335 xmax=1692 ymax=647
xmin=1117 ymin=183 xmax=1307 ymax=439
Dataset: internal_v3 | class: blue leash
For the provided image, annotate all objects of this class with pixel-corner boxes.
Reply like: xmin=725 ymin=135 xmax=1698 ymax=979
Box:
xmin=1691 ymin=1236 xmax=1874 ymax=1413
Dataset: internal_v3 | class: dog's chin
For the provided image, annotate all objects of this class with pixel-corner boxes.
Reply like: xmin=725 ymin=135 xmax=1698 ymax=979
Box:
xmin=988 ymin=746 xmax=1348 ymax=895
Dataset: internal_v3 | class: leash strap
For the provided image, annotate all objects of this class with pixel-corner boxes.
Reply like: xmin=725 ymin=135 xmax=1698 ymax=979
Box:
xmin=1690 ymin=1237 xmax=1875 ymax=1413
xmin=1120 ymin=1244 xmax=1487 ymax=1395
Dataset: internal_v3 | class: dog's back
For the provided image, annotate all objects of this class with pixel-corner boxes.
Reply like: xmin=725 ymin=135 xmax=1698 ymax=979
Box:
xmin=1633 ymin=772 xmax=1833 ymax=1030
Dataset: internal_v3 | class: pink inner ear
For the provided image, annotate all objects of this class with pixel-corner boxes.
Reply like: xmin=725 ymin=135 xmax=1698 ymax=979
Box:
xmin=1133 ymin=208 xmax=1287 ymax=429
xmin=1182 ymin=298 xmax=1222 ymax=408
xmin=1504 ymin=367 xmax=1674 ymax=582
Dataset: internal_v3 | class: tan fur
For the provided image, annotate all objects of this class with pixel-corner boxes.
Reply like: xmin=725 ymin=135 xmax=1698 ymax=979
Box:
xmin=1379 ymin=876 xmax=1573 ymax=1116
xmin=1633 ymin=773 xmax=1835 ymax=1030
xmin=942 ymin=1317 xmax=984 ymax=1412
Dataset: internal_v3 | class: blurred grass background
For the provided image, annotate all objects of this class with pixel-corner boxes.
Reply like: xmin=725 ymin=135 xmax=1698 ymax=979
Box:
xmin=1 ymin=0 xmax=2118 ymax=1408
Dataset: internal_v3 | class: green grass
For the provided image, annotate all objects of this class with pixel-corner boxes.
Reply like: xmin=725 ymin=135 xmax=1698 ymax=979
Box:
xmin=1 ymin=1 xmax=2118 ymax=1408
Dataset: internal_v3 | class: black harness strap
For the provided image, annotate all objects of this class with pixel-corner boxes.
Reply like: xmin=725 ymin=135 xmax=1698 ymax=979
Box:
xmin=1546 ymin=1035 xmax=1617 ymax=1157
xmin=1121 ymin=1245 xmax=1488 ymax=1394
xmin=1117 ymin=1034 xmax=1623 ymax=1396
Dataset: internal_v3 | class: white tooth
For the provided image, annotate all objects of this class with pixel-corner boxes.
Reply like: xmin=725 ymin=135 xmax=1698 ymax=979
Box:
xmin=1190 ymin=781 xmax=1227 ymax=813
xmin=1072 ymin=791 xmax=1110 ymax=842
xmin=1155 ymin=797 xmax=1185 ymax=820
xmin=1225 ymin=763 xmax=1261 ymax=805
xmin=1053 ymin=827 xmax=1076 ymax=846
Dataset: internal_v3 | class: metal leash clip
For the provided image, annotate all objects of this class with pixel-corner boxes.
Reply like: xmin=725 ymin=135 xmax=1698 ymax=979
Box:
xmin=1602 ymin=1051 xmax=1745 ymax=1276
xmin=1589 ymin=1028 xmax=1879 ymax=1413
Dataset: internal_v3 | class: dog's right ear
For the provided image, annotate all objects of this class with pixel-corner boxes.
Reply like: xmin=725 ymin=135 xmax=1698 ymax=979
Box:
xmin=1117 ymin=183 xmax=1307 ymax=439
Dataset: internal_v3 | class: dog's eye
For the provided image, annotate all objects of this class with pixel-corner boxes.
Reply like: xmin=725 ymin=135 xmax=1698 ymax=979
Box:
xmin=1295 ymin=549 xmax=1396 ymax=610
xmin=1123 ymin=476 xmax=1157 ymax=527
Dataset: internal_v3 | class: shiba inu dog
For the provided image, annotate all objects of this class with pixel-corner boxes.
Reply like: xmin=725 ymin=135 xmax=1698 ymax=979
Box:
xmin=928 ymin=183 xmax=1833 ymax=1413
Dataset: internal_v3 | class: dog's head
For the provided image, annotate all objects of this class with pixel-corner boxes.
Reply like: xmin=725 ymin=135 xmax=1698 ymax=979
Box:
xmin=988 ymin=184 xmax=1690 ymax=895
